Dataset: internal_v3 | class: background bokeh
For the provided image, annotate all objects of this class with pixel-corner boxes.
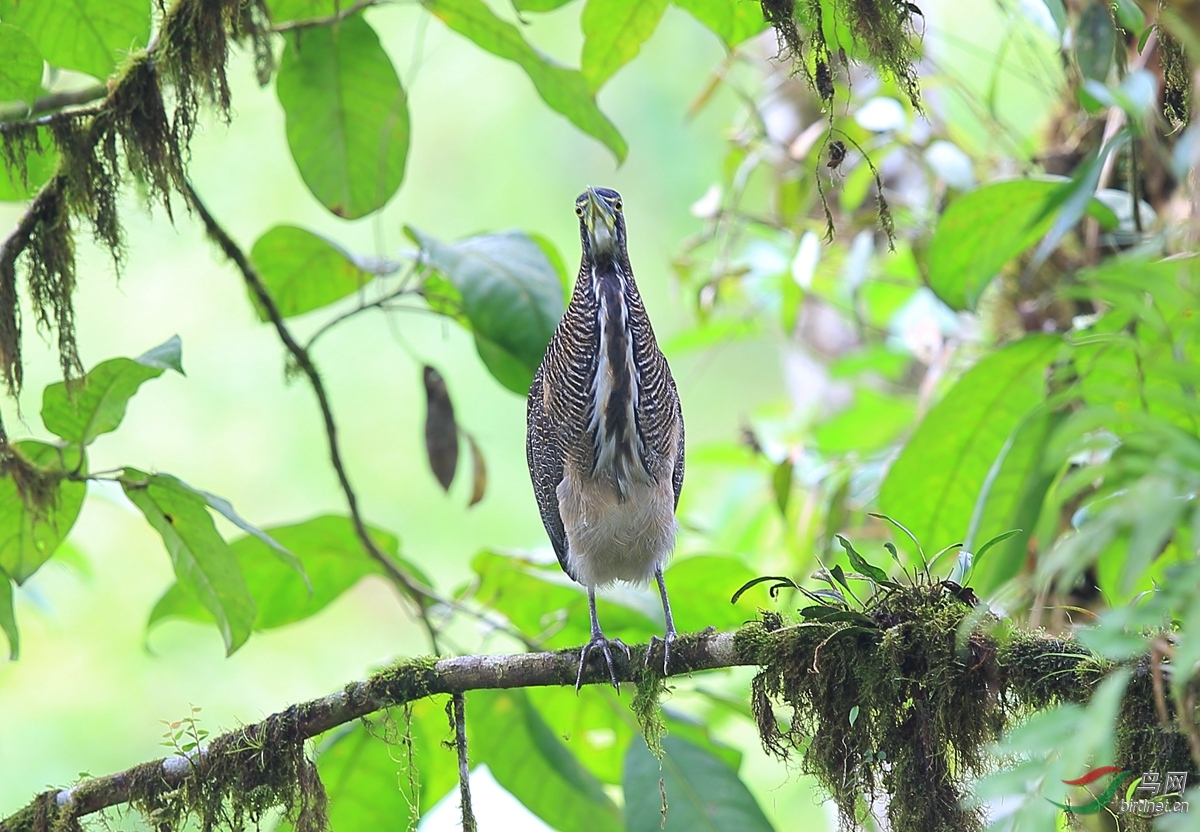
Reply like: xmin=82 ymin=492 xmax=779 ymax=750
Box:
xmin=0 ymin=0 xmax=1057 ymax=827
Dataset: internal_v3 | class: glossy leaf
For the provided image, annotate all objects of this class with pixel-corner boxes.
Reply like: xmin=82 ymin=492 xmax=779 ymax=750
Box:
xmin=877 ymin=336 xmax=1061 ymax=558
xmin=149 ymin=515 xmax=400 ymax=632
xmin=581 ymin=0 xmax=668 ymax=91
xmin=409 ymin=228 xmax=565 ymax=394
xmin=835 ymin=534 xmax=889 ymax=584
xmin=672 ymin=0 xmax=769 ymax=48
xmin=527 ymin=686 xmax=634 ymax=785
xmin=623 ymin=735 xmax=774 ymax=832
xmin=422 ymin=365 xmax=459 ymax=491
xmin=470 ymin=550 xmax=658 ymax=647
xmin=927 ymin=180 xmax=1063 ymax=311
xmin=664 ymin=555 xmax=760 ymax=633
xmin=315 ymin=700 xmax=458 ymax=827
xmin=0 ymin=23 xmax=42 ymax=107
xmin=0 ymin=441 xmax=87 ymax=584
xmin=0 ymin=0 xmax=149 ymax=80
xmin=514 ymin=0 xmax=578 ymax=9
xmin=277 ymin=15 xmax=409 ymax=218
xmin=184 ymin=484 xmax=308 ymax=586
xmin=41 ymin=335 xmax=183 ymax=446
xmin=470 ymin=689 xmax=621 ymax=832
xmin=123 ymin=469 xmax=255 ymax=655
xmin=964 ymin=407 xmax=1064 ymax=594
xmin=248 ymin=225 xmax=370 ymax=320
xmin=423 ymin=0 xmax=627 ymax=162
xmin=0 ymin=572 xmax=16 ymax=659
xmin=771 ymin=458 xmax=793 ymax=516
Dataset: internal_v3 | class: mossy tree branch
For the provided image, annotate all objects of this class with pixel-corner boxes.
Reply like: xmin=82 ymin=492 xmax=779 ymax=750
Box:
xmin=0 ymin=609 xmax=1190 ymax=832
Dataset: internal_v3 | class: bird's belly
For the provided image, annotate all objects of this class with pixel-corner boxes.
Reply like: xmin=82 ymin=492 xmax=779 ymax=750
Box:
xmin=556 ymin=472 xmax=677 ymax=588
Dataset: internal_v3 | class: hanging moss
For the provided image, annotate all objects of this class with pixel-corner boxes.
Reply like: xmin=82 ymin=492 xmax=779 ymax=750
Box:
xmin=1159 ymin=25 xmax=1190 ymax=127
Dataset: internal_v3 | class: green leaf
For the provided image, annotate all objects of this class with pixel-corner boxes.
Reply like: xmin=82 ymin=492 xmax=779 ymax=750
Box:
xmin=771 ymin=458 xmax=792 ymax=516
xmin=1075 ymin=1 xmax=1115 ymax=82
xmin=122 ymin=470 xmax=255 ymax=655
xmin=0 ymin=0 xmax=150 ymax=80
xmin=623 ymin=735 xmax=774 ymax=832
xmin=423 ymin=0 xmax=627 ymax=162
xmin=0 ymin=571 xmax=18 ymax=659
xmin=149 ymin=515 xmax=401 ymax=632
xmin=835 ymin=534 xmax=889 ymax=584
xmin=315 ymin=700 xmax=457 ymax=827
xmin=0 ymin=23 xmax=42 ymax=107
xmin=963 ymin=407 xmax=1064 ymax=594
xmin=814 ymin=387 xmax=916 ymax=454
xmin=877 ymin=335 xmax=1061 ymax=559
xmin=927 ymin=180 xmax=1064 ymax=311
xmin=469 ymin=550 xmax=658 ymax=646
xmin=528 ymin=686 xmax=634 ymax=785
xmin=671 ymin=0 xmax=768 ymax=48
xmin=470 ymin=689 xmax=621 ymax=832
xmin=0 ymin=441 xmax=87 ymax=584
xmin=664 ymin=555 xmax=760 ymax=633
xmin=248 ymin=225 xmax=371 ymax=320
xmin=41 ymin=335 xmax=183 ymax=446
xmin=581 ymin=0 xmax=668 ymax=91
xmin=408 ymin=228 xmax=565 ymax=394
xmin=276 ymin=15 xmax=409 ymax=218
xmin=267 ymin=0 xmax=341 ymax=22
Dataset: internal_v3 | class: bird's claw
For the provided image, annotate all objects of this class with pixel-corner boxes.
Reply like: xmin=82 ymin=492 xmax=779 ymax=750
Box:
xmin=576 ymin=635 xmax=631 ymax=693
xmin=647 ymin=630 xmax=677 ymax=675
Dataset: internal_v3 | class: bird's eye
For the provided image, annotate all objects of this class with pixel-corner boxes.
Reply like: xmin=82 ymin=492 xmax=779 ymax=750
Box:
xmin=614 ymin=200 xmax=623 ymax=211
xmin=575 ymin=205 xmax=584 ymax=217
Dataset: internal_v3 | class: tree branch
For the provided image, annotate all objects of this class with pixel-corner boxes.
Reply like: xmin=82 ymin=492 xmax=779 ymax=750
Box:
xmin=0 ymin=628 xmax=745 ymax=831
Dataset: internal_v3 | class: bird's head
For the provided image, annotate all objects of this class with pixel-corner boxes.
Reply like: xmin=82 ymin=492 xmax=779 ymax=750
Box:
xmin=575 ymin=187 xmax=626 ymax=267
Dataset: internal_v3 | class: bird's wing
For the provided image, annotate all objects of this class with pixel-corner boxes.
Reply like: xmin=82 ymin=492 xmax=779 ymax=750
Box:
xmin=526 ymin=363 xmax=571 ymax=574
xmin=672 ymin=397 xmax=685 ymax=510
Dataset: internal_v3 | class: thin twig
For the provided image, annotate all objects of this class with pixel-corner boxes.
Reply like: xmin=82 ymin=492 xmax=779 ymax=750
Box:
xmin=451 ymin=693 xmax=477 ymax=832
xmin=183 ymin=180 xmax=445 ymax=652
xmin=0 ymin=84 xmax=109 ymax=125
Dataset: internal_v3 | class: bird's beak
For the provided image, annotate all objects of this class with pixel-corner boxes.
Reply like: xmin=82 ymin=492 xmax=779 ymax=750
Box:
xmin=584 ymin=188 xmax=618 ymax=258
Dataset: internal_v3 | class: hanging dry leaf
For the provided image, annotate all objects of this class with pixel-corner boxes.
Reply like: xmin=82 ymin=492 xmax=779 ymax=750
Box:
xmin=464 ymin=432 xmax=487 ymax=507
xmin=422 ymin=365 xmax=458 ymax=492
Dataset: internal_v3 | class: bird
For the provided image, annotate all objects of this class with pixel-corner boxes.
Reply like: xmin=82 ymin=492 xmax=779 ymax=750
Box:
xmin=526 ymin=186 xmax=685 ymax=691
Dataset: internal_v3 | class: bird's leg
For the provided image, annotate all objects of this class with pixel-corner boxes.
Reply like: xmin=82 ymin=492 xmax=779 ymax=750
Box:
xmin=648 ymin=566 xmax=677 ymax=674
xmin=576 ymin=588 xmax=630 ymax=693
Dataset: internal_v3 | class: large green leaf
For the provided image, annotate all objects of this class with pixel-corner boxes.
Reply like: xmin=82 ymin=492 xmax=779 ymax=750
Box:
xmin=0 ymin=23 xmax=42 ymax=107
xmin=514 ymin=0 xmax=578 ymax=9
xmin=469 ymin=689 xmax=622 ymax=832
xmin=0 ymin=0 xmax=149 ymax=80
xmin=527 ymin=686 xmax=634 ymax=785
xmin=248 ymin=225 xmax=370 ymax=320
xmin=41 ymin=335 xmax=183 ymax=446
xmin=623 ymin=735 xmax=774 ymax=832
xmin=965 ymin=406 xmax=1064 ymax=594
xmin=877 ymin=335 xmax=1061 ymax=556
xmin=671 ymin=0 xmax=768 ymax=48
xmin=267 ymin=0 xmax=340 ymax=22
xmin=276 ymin=15 xmax=409 ymax=219
xmin=926 ymin=180 xmax=1065 ymax=311
xmin=663 ymin=555 xmax=758 ymax=633
xmin=469 ymin=549 xmax=659 ymax=647
xmin=314 ymin=700 xmax=457 ymax=828
xmin=149 ymin=515 xmax=402 ymax=632
xmin=0 ymin=441 xmax=87 ymax=584
xmin=581 ymin=0 xmax=668 ymax=91
xmin=0 ymin=572 xmax=16 ymax=659
xmin=409 ymin=228 xmax=565 ymax=394
xmin=423 ymin=0 xmax=627 ymax=162
xmin=122 ymin=470 xmax=255 ymax=656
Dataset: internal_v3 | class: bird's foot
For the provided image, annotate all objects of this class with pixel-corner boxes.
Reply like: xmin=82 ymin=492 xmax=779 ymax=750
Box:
xmin=647 ymin=629 xmax=677 ymax=676
xmin=576 ymin=634 xmax=631 ymax=693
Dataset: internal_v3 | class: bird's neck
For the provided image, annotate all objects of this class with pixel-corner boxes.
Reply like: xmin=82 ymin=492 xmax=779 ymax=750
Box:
xmin=587 ymin=262 xmax=647 ymax=495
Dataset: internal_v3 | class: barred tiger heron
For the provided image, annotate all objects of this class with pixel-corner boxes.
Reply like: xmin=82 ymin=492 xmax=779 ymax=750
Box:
xmin=526 ymin=187 xmax=685 ymax=691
